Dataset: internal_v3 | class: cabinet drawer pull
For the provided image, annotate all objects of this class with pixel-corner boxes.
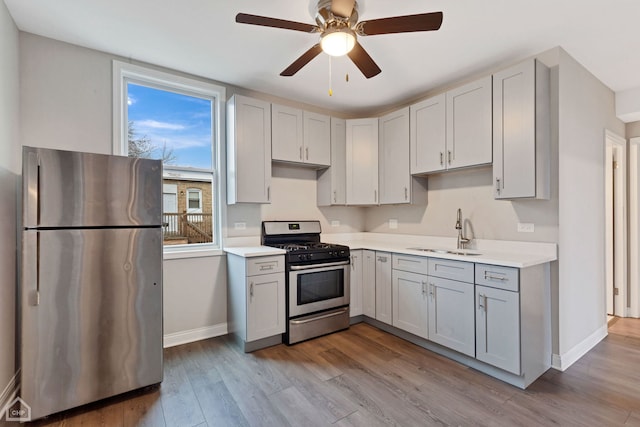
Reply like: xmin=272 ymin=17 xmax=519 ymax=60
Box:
xmin=484 ymin=272 xmax=507 ymax=281
xmin=259 ymin=264 xmax=275 ymax=271
xmin=377 ymin=256 xmax=388 ymax=263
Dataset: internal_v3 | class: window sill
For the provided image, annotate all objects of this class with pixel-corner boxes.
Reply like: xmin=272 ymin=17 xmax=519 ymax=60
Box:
xmin=163 ymin=246 xmax=224 ymax=260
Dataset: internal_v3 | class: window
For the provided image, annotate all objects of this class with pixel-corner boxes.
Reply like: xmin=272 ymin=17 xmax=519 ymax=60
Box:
xmin=113 ymin=61 xmax=225 ymax=255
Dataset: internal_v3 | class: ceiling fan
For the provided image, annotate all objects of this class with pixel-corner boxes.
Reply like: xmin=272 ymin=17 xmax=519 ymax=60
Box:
xmin=236 ymin=0 xmax=443 ymax=79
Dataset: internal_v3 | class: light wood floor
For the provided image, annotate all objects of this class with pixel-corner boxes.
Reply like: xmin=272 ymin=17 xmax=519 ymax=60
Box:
xmin=28 ymin=318 xmax=640 ymax=427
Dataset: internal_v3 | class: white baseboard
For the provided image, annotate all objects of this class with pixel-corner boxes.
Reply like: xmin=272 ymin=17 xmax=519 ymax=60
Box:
xmin=163 ymin=323 xmax=228 ymax=348
xmin=551 ymin=324 xmax=608 ymax=371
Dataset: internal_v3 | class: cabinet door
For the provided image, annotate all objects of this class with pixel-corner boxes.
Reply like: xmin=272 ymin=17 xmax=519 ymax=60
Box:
xmin=227 ymin=95 xmax=271 ymax=204
xmin=475 ymin=285 xmax=520 ymax=374
xmin=362 ymin=250 xmax=376 ymax=317
xmin=246 ymin=272 xmax=285 ymax=342
xmin=303 ymin=111 xmax=331 ymax=166
xmin=410 ymin=94 xmax=446 ymax=174
xmin=427 ymin=277 xmax=475 ymax=357
xmin=446 ymin=76 xmax=492 ymax=169
xmin=346 ymin=118 xmax=379 ymax=205
xmin=392 ymin=270 xmax=428 ymax=338
xmin=317 ymin=117 xmax=346 ymax=206
xmin=272 ymin=104 xmax=303 ymax=163
xmin=349 ymin=250 xmax=363 ymax=317
xmin=375 ymin=252 xmax=392 ymax=325
xmin=493 ymin=60 xmax=535 ymax=199
xmin=379 ymin=107 xmax=411 ymax=204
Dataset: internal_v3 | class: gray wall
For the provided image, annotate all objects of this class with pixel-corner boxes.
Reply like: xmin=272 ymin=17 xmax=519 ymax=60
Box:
xmin=557 ymin=49 xmax=625 ymax=357
xmin=627 ymin=121 xmax=640 ymax=138
xmin=0 ymin=0 xmax=19 ymax=404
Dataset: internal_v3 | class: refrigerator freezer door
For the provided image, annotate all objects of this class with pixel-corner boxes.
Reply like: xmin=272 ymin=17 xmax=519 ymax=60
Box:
xmin=22 ymin=146 xmax=162 ymax=228
xmin=21 ymin=227 xmax=163 ymax=420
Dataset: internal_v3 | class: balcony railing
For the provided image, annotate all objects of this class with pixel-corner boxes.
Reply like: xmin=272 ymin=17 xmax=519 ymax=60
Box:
xmin=163 ymin=213 xmax=213 ymax=244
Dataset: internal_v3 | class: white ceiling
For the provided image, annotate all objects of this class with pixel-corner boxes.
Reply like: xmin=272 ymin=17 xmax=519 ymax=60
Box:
xmin=5 ymin=0 xmax=640 ymax=115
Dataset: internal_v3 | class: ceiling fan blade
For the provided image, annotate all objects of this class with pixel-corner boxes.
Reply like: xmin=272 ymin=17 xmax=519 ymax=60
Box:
xmin=330 ymin=0 xmax=356 ymax=19
xmin=280 ymin=44 xmax=323 ymax=77
xmin=357 ymin=12 xmax=443 ymax=36
xmin=236 ymin=13 xmax=318 ymax=33
xmin=347 ymin=42 xmax=381 ymax=79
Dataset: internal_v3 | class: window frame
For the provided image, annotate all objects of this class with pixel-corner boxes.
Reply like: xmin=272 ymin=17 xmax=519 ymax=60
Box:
xmin=113 ymin=61 xmax=226 ymax=258
xmin=186 ymin=188 xmax=203 ymax=213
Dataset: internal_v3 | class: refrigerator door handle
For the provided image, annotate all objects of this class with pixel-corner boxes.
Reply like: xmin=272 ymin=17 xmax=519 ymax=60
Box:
xmin=35 ymin=233 xmax=40 ymax=306
xmin=24 ymin=151 xmax=40 ymax=228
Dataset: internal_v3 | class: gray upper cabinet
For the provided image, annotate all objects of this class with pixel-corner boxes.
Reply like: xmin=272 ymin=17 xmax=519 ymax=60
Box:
xmin=272 ymin=104 xmax=331 ymax=167
xmin=410 ymin=76 xmax=492 ymax=175
xmin=379 ymin=107 xmax=410 ymax=204
xmin=346 ymin=118 xmax=379 ymax=205
xmin=410 ymin=94 xmax=446 ymax=174
xmin=303 ymin=111 xmax=331 ymax=166
xmin=317 ymin=117 xmax=346 ymax=206
xmin=493 ymin=59 xmax=550 ymax=200
xmin=227 ymin=95 xmax=271 ymax=204
xmin=446 ymin=75 xmax=493 ymax=170
xmin=271 ymin=104 xmax=303 ymax=164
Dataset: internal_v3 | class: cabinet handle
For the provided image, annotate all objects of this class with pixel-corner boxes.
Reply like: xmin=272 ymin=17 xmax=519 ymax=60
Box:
xmin=421 ymin=281 xmax=426 ymax=296
xmin=267 ymin=186 xmax=271 ymax=201
xmin=250 ymin=282 xmax=254 ymax=298
xmin=429 ymin=283 xmax=435 ymax=300
xmin=478 ymin=293 xmax=484 ymax=310
xmin=484 ymin=272 xmax=507 ymax=281
xmin=495 ymin=178 xmax=501 ymax=195
xmin=404 ymin=187 xmax=408 ymax=200
xmin=259 ymin=264 xmax=274 ymax=271
xmin=305 ymin=147 xmax=309 ymax=160
xmin=374 ymin=190 xmax=377 ymax=203
xmin=448 ymin=150 xmax=452 ymax=165
xmin=377 ymin=256 xmax=387 ymax=262
xmin=333 ymin=190 xmax=337 ymax=203
xmin=440 ymin=152 xmax=444 ymax=166
xmin=299 ymin=146 xmax=303 ymax=160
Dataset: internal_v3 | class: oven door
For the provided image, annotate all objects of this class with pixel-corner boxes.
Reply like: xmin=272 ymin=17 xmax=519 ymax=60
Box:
xmin=289 ymin=260 xmax=350 ymax=318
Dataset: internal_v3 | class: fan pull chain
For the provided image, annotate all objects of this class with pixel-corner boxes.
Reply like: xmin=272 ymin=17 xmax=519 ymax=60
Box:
xmin=328 ymin=56 xmax=333 ymax=96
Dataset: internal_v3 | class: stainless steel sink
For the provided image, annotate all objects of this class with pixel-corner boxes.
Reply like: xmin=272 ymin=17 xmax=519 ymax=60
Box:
xmin=408 ymin=247 xmax=482 ymax=256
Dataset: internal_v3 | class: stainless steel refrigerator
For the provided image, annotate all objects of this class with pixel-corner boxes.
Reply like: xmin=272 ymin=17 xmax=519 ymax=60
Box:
xmin=20 ymin=146 xmax=163 ymax=420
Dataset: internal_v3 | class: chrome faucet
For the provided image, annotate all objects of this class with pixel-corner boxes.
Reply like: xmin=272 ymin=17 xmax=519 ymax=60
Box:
xmin=455 ymin=208 xmax=471 ymax=250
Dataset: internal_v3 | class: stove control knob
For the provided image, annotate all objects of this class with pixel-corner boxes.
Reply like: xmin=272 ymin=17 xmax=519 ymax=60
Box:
xmin=298 ymin=254 xmax=304 ymax=260
xmin=308 ymin=253 xmax=313 ymax=259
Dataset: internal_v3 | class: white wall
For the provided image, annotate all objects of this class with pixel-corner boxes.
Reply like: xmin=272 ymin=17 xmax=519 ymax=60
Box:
xmin=556 ymin=48 xmax=625 ymax=366
xmin=627 ymin=121 xmax=640 ymax=138
xmin=0 ymin=0 xmax=20 ymax=404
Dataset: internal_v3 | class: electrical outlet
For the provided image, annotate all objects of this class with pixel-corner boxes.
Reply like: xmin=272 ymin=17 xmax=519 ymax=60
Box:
xmin=517 ymin=222 xmax=535 ymax=233
xmin=234 ymin=222 xmax=246 ymax=230
xmin=331 ymin=220 xmax=340 ymax=227
xmin=389 ymin=219 xmax=398 ymax=229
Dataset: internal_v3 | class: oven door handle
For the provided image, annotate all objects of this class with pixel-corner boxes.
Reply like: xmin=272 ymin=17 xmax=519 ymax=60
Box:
xmin=289 ymin=260 xmax=350 ymax=271
xmin=289 ymin=307 xmax=349 ymax=324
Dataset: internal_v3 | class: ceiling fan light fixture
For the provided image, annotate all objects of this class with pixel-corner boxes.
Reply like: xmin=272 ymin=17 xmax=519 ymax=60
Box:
xmin=320 ymin=27 xmax=356 ymax=56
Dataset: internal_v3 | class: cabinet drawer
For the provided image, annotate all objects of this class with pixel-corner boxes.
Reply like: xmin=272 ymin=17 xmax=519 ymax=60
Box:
xmin=475 ymin=264 xmax=519 ymax=292
xmin=247 ymin=256 xmax=284 ymax=276
xmin=428 ymin=258 xmax=474 ymax=283
xmin=392 ymin=254 xmax=429 ymax=275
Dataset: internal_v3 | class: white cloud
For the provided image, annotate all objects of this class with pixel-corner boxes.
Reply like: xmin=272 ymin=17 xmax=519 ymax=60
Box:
xmin=137 ymin=119 xmax=185 ymax=131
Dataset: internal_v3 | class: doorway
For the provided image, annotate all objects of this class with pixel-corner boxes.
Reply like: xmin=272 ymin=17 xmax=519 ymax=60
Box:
xmin=605 ymin=130 xmax=627 ymax=318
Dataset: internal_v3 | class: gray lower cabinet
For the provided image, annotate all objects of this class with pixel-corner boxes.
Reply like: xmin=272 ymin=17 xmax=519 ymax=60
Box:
xmin=427 ymin=259 xmax=475 ymax=357
xmin=227 ymin=254 xmax=285 ymax=351
xmin=392 ymin=269 xmax=428 ymax=338
xmin=362 ymin=250 xmax=376 ymax=317
xmin=375 ymin=252 xmax=392 ymax=325
xmin=349 ymin=249 xmax=363 ymax=317
xmin=475 ymin=284 xmax=520 ymax=374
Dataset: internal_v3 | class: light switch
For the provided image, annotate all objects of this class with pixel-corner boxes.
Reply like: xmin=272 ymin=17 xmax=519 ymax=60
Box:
xmin=234 ymin=222 xmax=246 ymax=230
xmin=389 ymin=219 xmax=398 ymax=229
xmin=517 ymin=223 xmax=534 ymax=232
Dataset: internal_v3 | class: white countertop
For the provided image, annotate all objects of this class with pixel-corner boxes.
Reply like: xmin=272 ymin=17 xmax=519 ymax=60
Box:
xmin=223 ymin=246 xmax=286 ymax=258
xmin=224 ymin=233 xmax=557 ymax=267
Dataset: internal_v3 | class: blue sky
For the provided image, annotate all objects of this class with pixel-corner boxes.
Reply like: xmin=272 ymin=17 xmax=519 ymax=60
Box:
xmin=127 ymin=83 xmax=213 ymax=169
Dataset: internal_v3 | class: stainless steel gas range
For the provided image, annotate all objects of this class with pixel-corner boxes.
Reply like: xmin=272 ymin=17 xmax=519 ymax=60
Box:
xmin=261 ymin=220 xmax=350 ymax=344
